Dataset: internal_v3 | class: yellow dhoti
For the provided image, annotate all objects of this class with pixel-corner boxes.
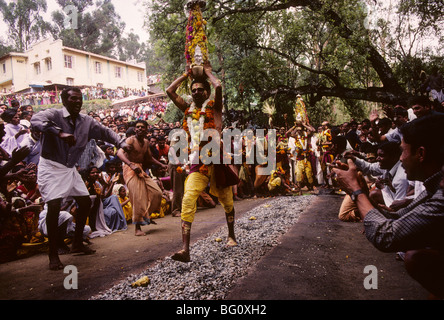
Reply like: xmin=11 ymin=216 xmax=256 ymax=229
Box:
xmin=181 ymin=165 xmax=234 ymax=223
xmin=296 ymin=158 xmax=313 ymax=184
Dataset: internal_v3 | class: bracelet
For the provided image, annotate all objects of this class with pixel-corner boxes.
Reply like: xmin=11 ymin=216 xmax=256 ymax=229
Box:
xmin=182 ymin=73 xmax=188 ymax=78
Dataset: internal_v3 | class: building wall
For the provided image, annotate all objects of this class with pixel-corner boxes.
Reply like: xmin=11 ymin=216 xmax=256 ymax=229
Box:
xmin=0 ymin=56 xmax=14 ymax=93
xmin=0 ymin=38 xmax=147 ymax=93
xmin=0 ymin=54 xmax=29 ymax=93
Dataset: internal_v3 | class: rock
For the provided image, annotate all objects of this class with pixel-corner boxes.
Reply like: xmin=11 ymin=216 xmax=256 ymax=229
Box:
xmin=131 ymin=276 xmax=150 ymax=288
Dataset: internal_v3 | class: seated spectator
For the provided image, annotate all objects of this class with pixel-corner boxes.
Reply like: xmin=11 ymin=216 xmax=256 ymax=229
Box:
xmin=19 ymin=126 xmax=41 ymax=165
xmin=11 ymin=197 xmax=41 ymax=244
xmin=410 ymin=96 xmax=434 ymax=118
xmin=332 ymin=113 xmax=444 ymax=299
xmin=99 ymin=144 xmax=116 ymax=172
xmin=0 ymin=196 xmax=25 ymax=262
xmin=0 ymin=108 xmax=28 ymax=156
xmin=84 ymin=167 xmax=127 ymax=233
xmin=268 ymin=168 xmax=291 ymax=195
xmin=370 ymin=106 xmax=409 ymax=144
xmin=38 ymin=199 xmax=92 ymax=254
xmin=116 ymin=185 xmax=132 ymax=223
xmin=345 ymin=141 xmax=409 ymax=210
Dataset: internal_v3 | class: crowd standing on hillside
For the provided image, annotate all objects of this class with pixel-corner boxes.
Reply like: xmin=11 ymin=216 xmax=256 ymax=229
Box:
xmin=0 ymin=71 xmax=444 ymax=296
xmin=0 ymin=86 xmax=158 ymax=107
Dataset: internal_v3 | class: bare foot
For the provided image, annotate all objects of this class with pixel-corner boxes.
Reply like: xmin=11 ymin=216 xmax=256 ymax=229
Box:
xmin=226 ymin=237 xmax=238 ymax=247
xmin=135 ymin=229 xmax=146 ymax=236
xmin=70 ymin=244 xmax=96 ymax=255
xmin=171 ymin=250 xmax=190 ymax=263
xmin=58 ymin=244 xmax=71 ymax=255
xmin=49 ymin=255 xmax=64 ymax=271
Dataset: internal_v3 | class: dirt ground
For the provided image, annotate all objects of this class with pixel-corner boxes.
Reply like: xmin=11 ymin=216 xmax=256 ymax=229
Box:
xmin=0 ymin=197 xmax=271 ymax=300
xmin=0 ymin=194 xmax=429 ymax=302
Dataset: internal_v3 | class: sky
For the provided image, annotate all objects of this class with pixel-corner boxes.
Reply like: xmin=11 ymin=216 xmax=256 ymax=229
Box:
xmin=0 ymin=0 xmax=151 ymax=44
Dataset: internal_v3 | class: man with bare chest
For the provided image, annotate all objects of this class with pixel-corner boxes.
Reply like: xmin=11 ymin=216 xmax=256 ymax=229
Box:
xmin=117 ymin=120 xmax=167 ymax=236
xmin=166 ymin=62 xmax=237 ymax=262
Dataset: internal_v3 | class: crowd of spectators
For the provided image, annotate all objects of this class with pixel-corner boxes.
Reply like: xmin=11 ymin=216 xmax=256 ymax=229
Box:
xmin=1 ymin=86 xmax=156 ymax=107
xmin=0 ymin=88 xmax=443 ymax=276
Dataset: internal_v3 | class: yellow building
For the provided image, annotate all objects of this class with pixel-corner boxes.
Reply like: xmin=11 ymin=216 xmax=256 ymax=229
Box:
xmin=0 ymin=38 xmax=147 ymax=94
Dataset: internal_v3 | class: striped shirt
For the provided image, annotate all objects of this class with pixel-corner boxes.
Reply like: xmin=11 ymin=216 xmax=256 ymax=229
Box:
xmin=364 ymin=170 xmax=444 ymax=253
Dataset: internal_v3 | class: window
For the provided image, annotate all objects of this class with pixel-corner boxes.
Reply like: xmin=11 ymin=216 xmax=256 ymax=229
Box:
xmin=66 ymin=77 xmax=74 ymax=85
xmin=137 ymin=71 xmax=144 ymax=82
xmin=34 ymin=62 xmax=41 ymax=75
xmin=95 ymin=61 xmax=102 ymax=74
xmin=115 ymin=66 xmax=121 ymax=78
xmin=45 ymin=58 xmax=52 ymax=71
xmin=64 ymin=55 xmax=73 ymax=68
xmin=2 ymin=63 xmax=5 ymax=73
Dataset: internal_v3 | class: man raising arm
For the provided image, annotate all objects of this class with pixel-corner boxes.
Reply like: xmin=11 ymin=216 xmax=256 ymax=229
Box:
xmin=31 ymin=86 xmax=126 ymax=270
xmin=332 ymin=114 xmax=444 ymax=298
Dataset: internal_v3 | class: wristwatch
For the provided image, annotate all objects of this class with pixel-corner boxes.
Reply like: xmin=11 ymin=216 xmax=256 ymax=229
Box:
xmin=350 ymin=189 xmax=364 ymax=202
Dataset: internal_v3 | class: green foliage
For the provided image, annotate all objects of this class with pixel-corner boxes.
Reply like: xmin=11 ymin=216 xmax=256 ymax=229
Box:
xmin=162 ymin=101 xmax=185 ymax=124
xmin=2 ymin=0 xmax=442 ymax=124
xmin=50 ymin=0 xmax=125 ymax=58
xmin=0 ymin=0 xmax=51 ymax=52
xmin=144 ymin=0 xmax=392 ymax=122
xmin=33 ymin=99 xmax=112 ymax=114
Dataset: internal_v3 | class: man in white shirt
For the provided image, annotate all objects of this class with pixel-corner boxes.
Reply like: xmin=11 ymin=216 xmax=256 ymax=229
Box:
xmin=370 ymin=106 xmax=409 ymax=144
xmin=346 ymin=141 xmax=410 ymax=209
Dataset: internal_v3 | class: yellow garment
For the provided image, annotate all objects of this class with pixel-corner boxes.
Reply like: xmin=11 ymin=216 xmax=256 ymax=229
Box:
xmin=296 ymin=159 xmax=313 ymax=184
xmin=118 ymin=196 xmax=133 ymax=222
xmin=151 ymin=197 xmax=169 ymax=219
xmin=268 ymin=171 xmax=282 ymax=191
xmin=181 ymin=165 xmax=234 ymax=223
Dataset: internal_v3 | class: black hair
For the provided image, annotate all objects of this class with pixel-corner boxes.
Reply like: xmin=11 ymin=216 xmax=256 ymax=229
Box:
xmin=360 ymin=142 xmax=377 ymax=154
xmin=378 ymin=117 xmax=393 ymax=127
xmin=393 ymin=106 xmax=408 ymax=117
xmin=191 ymin=79 xmax=211 ymax=93
xmin=0 ymin=108 xmax=17 ymax=123
xmin=126 ymin=126 xmax=135 ymax=137
xmin=134 ymin=119 xmax=148 ymax=128
xmin=400 ymin=113 xmax=444 ymax=165
xmin=157 ymin=135 xmax=165 ymax=142
xmin=10 ymin=100 xmax=20 ymax=108
xmin=408 ymin=95 xmax=432 ymax=109
xmin=20 ymin=111 xmax=30 ymax=119
xmin=378 ymin=141 xmax=402 ymax=158
xmin=61 ymin=86 xmax=82 ymax=103
xmin=332 ymin=135 xmax=347 ymax=151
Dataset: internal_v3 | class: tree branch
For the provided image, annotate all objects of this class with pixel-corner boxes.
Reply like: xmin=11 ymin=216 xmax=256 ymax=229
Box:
xmin=254 ymin=44 xmax=342 ymax=87
xmin=261 ymin=84 xmax=411 ymax=106
xmin=212 ymin=0 xmax=407 ymax=97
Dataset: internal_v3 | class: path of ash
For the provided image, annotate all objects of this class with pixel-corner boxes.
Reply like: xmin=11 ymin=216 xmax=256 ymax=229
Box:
xmin=90 ymin=195 xmax=316 ymax=300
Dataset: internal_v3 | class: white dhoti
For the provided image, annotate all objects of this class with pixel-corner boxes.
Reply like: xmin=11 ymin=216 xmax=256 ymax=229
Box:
xmin=37 ymin=157 xmax=89 ymax=202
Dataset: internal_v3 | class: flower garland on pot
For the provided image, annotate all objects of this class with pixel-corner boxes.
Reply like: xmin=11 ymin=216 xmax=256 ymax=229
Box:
xmin=185 ymin=2 xmax=209 ymax=68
